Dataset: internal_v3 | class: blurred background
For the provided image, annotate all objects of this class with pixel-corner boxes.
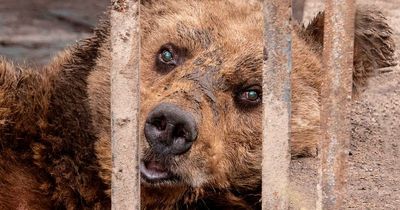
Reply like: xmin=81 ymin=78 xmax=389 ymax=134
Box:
xmin=0 ymin=0 xmax=108 ymax=66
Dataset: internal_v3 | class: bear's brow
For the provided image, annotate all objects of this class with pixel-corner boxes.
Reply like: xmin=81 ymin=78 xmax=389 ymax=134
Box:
xmin=234 ymin=54 xmax=263 ymax=73
xmin=176 ymin=22 xmax=213 ymax=48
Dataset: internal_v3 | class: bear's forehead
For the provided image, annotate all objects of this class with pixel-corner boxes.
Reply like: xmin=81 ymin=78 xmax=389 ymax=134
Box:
xmin=147 ymin=1 xmax=263 ymax=45
xmin=149 ymin=1 xmax=263 ymax=74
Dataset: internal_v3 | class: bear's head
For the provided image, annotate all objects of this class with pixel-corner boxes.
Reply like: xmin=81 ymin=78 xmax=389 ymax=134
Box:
xmin=138 ymin=0 xmax=264 ymax=204
xmin=88 ymin=0 xmax=264 ymax=205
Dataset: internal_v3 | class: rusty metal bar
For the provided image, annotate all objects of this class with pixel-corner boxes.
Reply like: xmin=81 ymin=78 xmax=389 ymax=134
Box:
xmin=262 ymin=0 xmax=292 ymax=209
xmin=317 ymin=0 xmax=355 ymax=209
xmin=110 ymin=0 xmax=140 ymax=209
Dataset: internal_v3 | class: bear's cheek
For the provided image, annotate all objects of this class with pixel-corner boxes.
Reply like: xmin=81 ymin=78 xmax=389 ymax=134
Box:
xmin=223 ymin=109 xmax=263 ymax=175
xmin=166 ymin=114 xmax=232 ymax=187
xmin=173 ymin=105 xmax=264 ymax=187
xmin=173 ymin=133 xmax=232 ymax=188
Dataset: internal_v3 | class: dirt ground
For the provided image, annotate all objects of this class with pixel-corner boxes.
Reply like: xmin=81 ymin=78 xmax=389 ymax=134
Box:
xmin=0 ymin=0 xmax=398 ymax=209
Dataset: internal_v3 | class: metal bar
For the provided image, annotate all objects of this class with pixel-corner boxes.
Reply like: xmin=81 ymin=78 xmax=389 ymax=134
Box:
xmin=110 ymin=0 xmax=140 ymax=209
xmin=262 ymin=0 xmax=292 ymax=209
xmin=317 ymin=0 xmax=355 ymax=209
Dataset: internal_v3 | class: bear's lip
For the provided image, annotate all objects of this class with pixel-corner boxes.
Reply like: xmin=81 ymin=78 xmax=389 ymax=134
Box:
xmin=140 ymin=159 xmax=178 ymax=183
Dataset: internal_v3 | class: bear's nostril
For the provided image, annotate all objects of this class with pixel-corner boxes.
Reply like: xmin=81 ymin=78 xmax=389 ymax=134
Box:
xmin=172 ymin=124 xmax=187 ymax=139
xmin=152 ymin=116 xmax=167 ymax=131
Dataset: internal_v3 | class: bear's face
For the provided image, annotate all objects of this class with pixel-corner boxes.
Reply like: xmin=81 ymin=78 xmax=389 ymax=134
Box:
xmin=139 ymin=0 xmax=264 ymax=193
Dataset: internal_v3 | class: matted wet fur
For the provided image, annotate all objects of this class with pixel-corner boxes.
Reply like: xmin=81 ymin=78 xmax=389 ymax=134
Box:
xmin=0 ymin=0 xmax=396 ymax=209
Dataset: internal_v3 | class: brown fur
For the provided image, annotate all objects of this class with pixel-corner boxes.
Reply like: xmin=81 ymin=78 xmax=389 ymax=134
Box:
xmin=0 ymin=24 xmax=111 ymax=209
xmin=0 ymin=0 xmax=396 ymax=209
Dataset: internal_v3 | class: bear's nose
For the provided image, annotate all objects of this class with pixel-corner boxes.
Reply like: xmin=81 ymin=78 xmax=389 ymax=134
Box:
xmin=144 ymin=103 xmax=197 ymax=155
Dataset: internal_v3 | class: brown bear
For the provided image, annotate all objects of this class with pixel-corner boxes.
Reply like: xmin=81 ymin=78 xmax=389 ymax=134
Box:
xmin=0 ymin=0 xmax=396 ymax=209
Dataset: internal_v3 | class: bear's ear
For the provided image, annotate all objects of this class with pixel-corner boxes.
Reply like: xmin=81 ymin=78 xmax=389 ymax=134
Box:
xmin=302 ymin=8 xmax=397 ymax=94
xmin=352 ymin=8 xmax=396 ymax=92
xmin=302 ymin=12 xmax=324 ymax=52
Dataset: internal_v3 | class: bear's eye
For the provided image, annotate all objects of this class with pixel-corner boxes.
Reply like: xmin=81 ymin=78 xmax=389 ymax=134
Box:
xmin=243 ymin=90 xmax=259 ymax=101
xmin=160 ymin=50 xmax=175 ymax=63
xmin=155 ymin=43 xmax=188 ymax=73
xmin=234 ymin=85 xmax=262 ymax=108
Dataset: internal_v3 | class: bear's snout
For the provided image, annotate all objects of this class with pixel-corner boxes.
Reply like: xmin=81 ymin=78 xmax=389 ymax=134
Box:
xmin=144 ymin=103 xmax=198 ymax=156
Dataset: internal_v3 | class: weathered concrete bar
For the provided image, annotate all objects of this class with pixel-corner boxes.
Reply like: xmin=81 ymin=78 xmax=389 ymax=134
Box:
xmin=110 ymin=0 xmax=140 ymax=209
xmin=262 ymin=0 xmax=292 ymax=209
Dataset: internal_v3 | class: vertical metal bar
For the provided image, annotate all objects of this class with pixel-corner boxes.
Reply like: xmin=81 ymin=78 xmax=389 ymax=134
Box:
xmin=110 ymin=0 xmax=140 ymax=209
xmin=262 ymin=0 xmax=292 ymax=209
xmin=317 ymin=0 xmax=355 ymax=209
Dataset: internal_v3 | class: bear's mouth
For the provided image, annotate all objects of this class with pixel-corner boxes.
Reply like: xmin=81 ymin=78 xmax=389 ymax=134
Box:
xmin=140 ymin=158 xmax=180 ymax=184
